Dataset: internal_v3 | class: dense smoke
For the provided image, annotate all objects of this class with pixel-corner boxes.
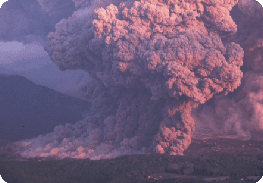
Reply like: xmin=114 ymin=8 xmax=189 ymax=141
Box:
xmin=192 ymin=0 xmax=263 ymax=140
xmin=11 ymin=0 xmax=246 ymax=160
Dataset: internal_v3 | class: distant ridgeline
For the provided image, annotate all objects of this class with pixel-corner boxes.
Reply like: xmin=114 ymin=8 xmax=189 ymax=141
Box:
xmin=0 ymin=74 xmax=91 ymax=142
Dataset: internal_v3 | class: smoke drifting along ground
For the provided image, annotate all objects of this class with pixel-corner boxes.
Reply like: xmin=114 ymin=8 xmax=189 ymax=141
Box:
xmin=10 ymin=0 xmax=247 ymax=160
xmin=193 ymin=0 xmax=263 ymax=140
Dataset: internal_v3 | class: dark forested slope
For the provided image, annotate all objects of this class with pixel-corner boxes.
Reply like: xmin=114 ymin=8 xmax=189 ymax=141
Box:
xmin=0 ymin=74 xmax=91 ymax=142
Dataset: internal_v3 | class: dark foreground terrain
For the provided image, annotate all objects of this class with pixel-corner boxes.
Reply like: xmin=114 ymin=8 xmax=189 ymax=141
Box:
xmin=0 ymin=135 xmax=263 ymax=183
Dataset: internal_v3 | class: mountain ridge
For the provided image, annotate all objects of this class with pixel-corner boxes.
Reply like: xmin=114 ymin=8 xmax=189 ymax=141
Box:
xmin=0 ymin=74 xmax=92 ymax=142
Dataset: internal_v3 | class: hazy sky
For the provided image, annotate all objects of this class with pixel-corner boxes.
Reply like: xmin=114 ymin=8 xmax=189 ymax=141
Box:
xmin=0 ymin=41 xmax=90 ymax=100
xmin=0 ymin=41 xmax=47 ymax=64
xmin=0 ymin=0 xmax=89 ymax=100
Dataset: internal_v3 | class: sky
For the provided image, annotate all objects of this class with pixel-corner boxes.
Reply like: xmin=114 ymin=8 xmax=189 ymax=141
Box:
xmin=0 ymin=0 xmax=89 ymax=101
xmin=0 ymin=40 xmax=91 ymax=100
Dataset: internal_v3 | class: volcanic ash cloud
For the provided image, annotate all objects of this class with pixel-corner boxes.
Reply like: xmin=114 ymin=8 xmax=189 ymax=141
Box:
xmin=193 ymin=0 xmax=263 ymax=140
xmin=15 ymin=0 xmax=244 ymax=160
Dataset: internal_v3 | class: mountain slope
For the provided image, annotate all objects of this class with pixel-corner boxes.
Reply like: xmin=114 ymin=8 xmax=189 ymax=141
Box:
xmin=0 ymin=74 xmax=91 ymax=142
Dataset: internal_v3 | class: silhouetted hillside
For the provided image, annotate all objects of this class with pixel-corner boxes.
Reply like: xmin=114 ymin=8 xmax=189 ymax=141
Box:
xmin=0 ymin=74 xmax=91 ymax=142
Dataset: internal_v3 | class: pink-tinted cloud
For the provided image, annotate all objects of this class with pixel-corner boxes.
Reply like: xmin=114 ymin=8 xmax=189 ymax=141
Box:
xmin=192 ymin=0 xmax=263 ymax=140
xmin=13 ymin=0 xmax=245 ymax=160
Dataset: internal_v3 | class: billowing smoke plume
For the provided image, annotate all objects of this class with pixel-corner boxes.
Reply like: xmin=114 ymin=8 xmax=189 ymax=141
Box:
xmin=192 ymin=0 xmax=263 ymax=140
xmin=13 ymin=0 xmax=245 ymax=160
